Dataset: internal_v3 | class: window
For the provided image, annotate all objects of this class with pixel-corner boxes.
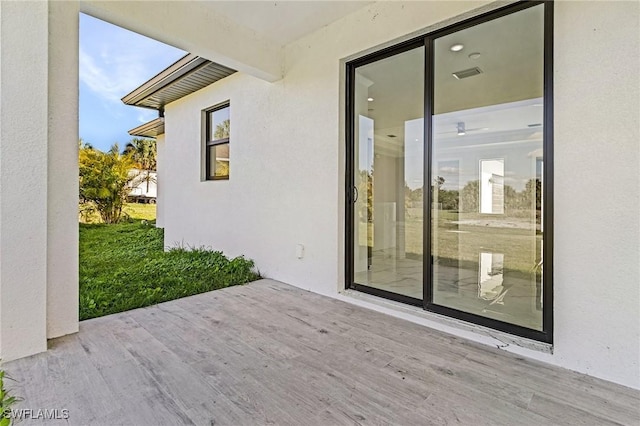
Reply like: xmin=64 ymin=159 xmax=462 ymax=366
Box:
xmin=205 ymin=103 xmax=230 ymax=180
xmin=346 ymin=1 xmax=553 ymax=342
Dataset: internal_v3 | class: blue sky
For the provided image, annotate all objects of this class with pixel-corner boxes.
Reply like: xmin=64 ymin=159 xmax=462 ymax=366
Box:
xmin=79 ymin=13 xmax=185 ymax=152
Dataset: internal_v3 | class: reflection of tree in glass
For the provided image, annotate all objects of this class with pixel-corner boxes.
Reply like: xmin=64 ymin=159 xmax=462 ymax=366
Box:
xmin=460 ymin=180 xmax=479 ymax=212
xmin=460 ymin=178 xmax=542 ymax=216
xmin=431 ymin=176 xmax=460 ymax=211
xmin=216 ymin=160 xmax=229 ymax=177
xmin=214 ymin=119 xmax=230 ymax=139
xmin=404 ymin=184 xmax=424 ymax=217
xmin=357 ymin=169 xmax=373 ymax=222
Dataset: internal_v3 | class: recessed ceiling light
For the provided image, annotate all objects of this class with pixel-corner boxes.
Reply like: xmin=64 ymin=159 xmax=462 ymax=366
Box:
xmin=468 ymin=52 xmax=481 ymax=60
xmin=450 ymin=43 xmax=464 ymax=52
xmin=367 ymin=97 xmax=374 ymax=102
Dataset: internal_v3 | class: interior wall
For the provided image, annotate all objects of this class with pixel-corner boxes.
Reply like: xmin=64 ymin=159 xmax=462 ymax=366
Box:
xmin=163 ymin=0 xmax=639 ymax=389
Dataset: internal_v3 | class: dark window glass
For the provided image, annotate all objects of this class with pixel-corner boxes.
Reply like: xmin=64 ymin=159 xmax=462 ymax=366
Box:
xmin=205 ymin=104 xmax=230 ymax=180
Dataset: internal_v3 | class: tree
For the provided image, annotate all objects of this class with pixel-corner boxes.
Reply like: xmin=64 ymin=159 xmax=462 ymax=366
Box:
xmin=79 ymin=143 xmax=140 ymax=223
xmin=460 ymin=180 xmax=480 ymax=213
xmin=214 ymin=119 xmax=230 ymax=139
xmin=127 ymin=138 xmax=157 ymax=192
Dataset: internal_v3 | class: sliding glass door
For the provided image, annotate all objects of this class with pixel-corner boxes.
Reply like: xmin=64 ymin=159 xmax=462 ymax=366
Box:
xmin=430 ymin=4 xmax=547 ymax=332
xmin=347 ymin=1 xmax=552 ymax=342
xmin=350 ymin=44 xmax=425 ymax=304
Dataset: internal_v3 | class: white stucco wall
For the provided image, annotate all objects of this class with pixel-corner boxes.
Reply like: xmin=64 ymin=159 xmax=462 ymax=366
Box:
xmin=0 ymin=1 xmax=49 ymax=360
xmin=47 ymin=1 xmax=80 ymax=340
xmin=552 ymin=0 xmax=639 ymax=389
xmin=0 ymin=1 xmax=79 ymax=362
xmin=155 ymin=134 xmax=165 ymax=228
xmin=163 ymin=0 xmax=640 ymax=389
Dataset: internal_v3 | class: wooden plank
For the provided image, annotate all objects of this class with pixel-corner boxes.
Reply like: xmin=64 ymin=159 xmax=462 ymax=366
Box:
xmin=3 ymin=279 xmax=639 ymax=426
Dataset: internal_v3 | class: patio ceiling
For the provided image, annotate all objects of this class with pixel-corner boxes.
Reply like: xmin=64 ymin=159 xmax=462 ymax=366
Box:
xmin=203 ymin=1 xmax=374 ymax=46
xmin=5 ymin=280 xmax=639 ymax=425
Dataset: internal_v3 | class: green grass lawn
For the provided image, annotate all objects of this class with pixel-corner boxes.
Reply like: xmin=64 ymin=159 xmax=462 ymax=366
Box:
xmin=122 ymin=202 xmax=157 ymax=221
xmin=80 ymin=202 xmax=157 ymax=223
xmin=79 ymin=207 xmax=259 ymax=320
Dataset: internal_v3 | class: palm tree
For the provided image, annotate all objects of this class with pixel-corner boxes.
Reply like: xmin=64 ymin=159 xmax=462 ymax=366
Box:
xmin=214 ymin=119 xmax=230 ymax=139
xmin=128 ymin=138 xmax=157 ymax=192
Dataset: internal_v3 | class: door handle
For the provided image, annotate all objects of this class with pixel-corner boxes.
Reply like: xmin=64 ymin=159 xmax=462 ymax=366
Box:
xmin=353 ymin=186 xmax=359 ymax=203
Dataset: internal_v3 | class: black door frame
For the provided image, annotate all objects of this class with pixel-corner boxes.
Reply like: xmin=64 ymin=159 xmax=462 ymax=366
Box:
xmin=345 ymin=0 xmax=554 ymax=343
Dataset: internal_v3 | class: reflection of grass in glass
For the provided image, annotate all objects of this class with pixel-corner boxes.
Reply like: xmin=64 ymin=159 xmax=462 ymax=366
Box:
xmin=358 ymin=222 xmax=373 ymax=247
xmin=405 ymin=210 xmax=540 ymax=276
xmin=356 ymin=208 xmax=539 ymax=276
xmin=215 ymin=160 xmax=229 ymax=177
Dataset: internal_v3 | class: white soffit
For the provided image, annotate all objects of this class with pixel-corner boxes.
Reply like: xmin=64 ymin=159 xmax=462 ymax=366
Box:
xmin=205 ymin=1 xmax=374 ymax=46
xmin=121 ymin=54 xmax=236 ymax=110
xmin=128 ymin=118 xmax=165 ymax=138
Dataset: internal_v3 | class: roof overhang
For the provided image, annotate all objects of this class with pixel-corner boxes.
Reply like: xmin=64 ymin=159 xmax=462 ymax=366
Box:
xmin=128 ymin=118 xmax=165 ymax=138
xmin=121 ymin=53 xmax=236 ymax=110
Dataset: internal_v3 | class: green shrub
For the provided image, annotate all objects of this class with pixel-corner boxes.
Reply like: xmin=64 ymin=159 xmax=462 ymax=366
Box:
xmin=0 ymin=368 xmax=19 ymax=426
xmin=80 ymin=221 xmax=260 ymax=320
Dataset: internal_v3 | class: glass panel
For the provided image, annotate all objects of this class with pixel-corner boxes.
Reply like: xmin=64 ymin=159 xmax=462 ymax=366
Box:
xmin=209 ymin=143 xmax=229 ymax=178
xmin=209 ymin=106 xmax=230 ymax=141
xmin=431 ymin=5 xmax=544 ymax=330
xmin=353 ymin=47 xmax=424 ymax=300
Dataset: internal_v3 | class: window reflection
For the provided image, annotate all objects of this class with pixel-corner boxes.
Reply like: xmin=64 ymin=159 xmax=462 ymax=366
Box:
xmin=478 ymin=252 xmax=504 ymax=301
xmin=480 ymin=159 xmax=504 ymax=214
xmin=431 ymin=0 xmax=545 ymax=332
xmin=353 ymin=47 xmax=425 ymax=301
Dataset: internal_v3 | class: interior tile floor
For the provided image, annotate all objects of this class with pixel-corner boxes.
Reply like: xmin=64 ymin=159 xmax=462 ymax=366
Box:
xmin=356 ymin=251 xmax=542 ymax=329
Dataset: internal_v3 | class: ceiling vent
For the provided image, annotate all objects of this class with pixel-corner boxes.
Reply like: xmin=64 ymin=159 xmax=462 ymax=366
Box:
xmin=452 ymin=67 xmax=483 ymax=80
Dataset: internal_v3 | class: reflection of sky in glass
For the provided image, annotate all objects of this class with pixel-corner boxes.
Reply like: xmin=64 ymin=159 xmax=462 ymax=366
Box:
xmin=438 ymin=160 xmax=460 ymax=190
xmin=433 ymin=98 xmax=543 ymax=192
xmin=210 ymin=106 xmax=230 ymax=140
xmin=404 ymin=118 xmax=424 ymax=190
xmin=358 ymin=115 xmax=374 ymax=173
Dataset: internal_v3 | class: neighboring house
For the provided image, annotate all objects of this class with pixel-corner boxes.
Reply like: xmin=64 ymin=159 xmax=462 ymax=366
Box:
xmin=0 ymin=1 xmax=638 ymax=392
xmin=127 ymin=169 xmax=157 ymax=204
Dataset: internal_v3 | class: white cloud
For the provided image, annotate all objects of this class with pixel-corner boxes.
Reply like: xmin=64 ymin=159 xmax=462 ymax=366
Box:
xmin=79 ymin=16 xmax=184 ymax=105
xmin=439 ymin=166 xmax=460 ymax=174
xmin=137 ymin=110 xmax=156 ymax=124
xmin=79 ymin=47 xmax=152 ymax=104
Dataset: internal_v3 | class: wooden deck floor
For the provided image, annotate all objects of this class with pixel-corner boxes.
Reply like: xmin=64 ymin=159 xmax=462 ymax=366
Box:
xmin=5 ymin=279 xmax=640 ymax=425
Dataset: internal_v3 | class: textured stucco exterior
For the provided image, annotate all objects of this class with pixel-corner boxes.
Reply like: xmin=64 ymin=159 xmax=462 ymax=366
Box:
xmin=47 ymin=1 xmax=80 ymax=341
xmin=162 ymin=1 xmax=640 ymax=389
xmin=155 ymin=134 xmax=166 ymax=228
xmin=0 ymin=1 xmax=79 ymax=361
xmin=0 ymin=1 xmax=50 ymax=360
